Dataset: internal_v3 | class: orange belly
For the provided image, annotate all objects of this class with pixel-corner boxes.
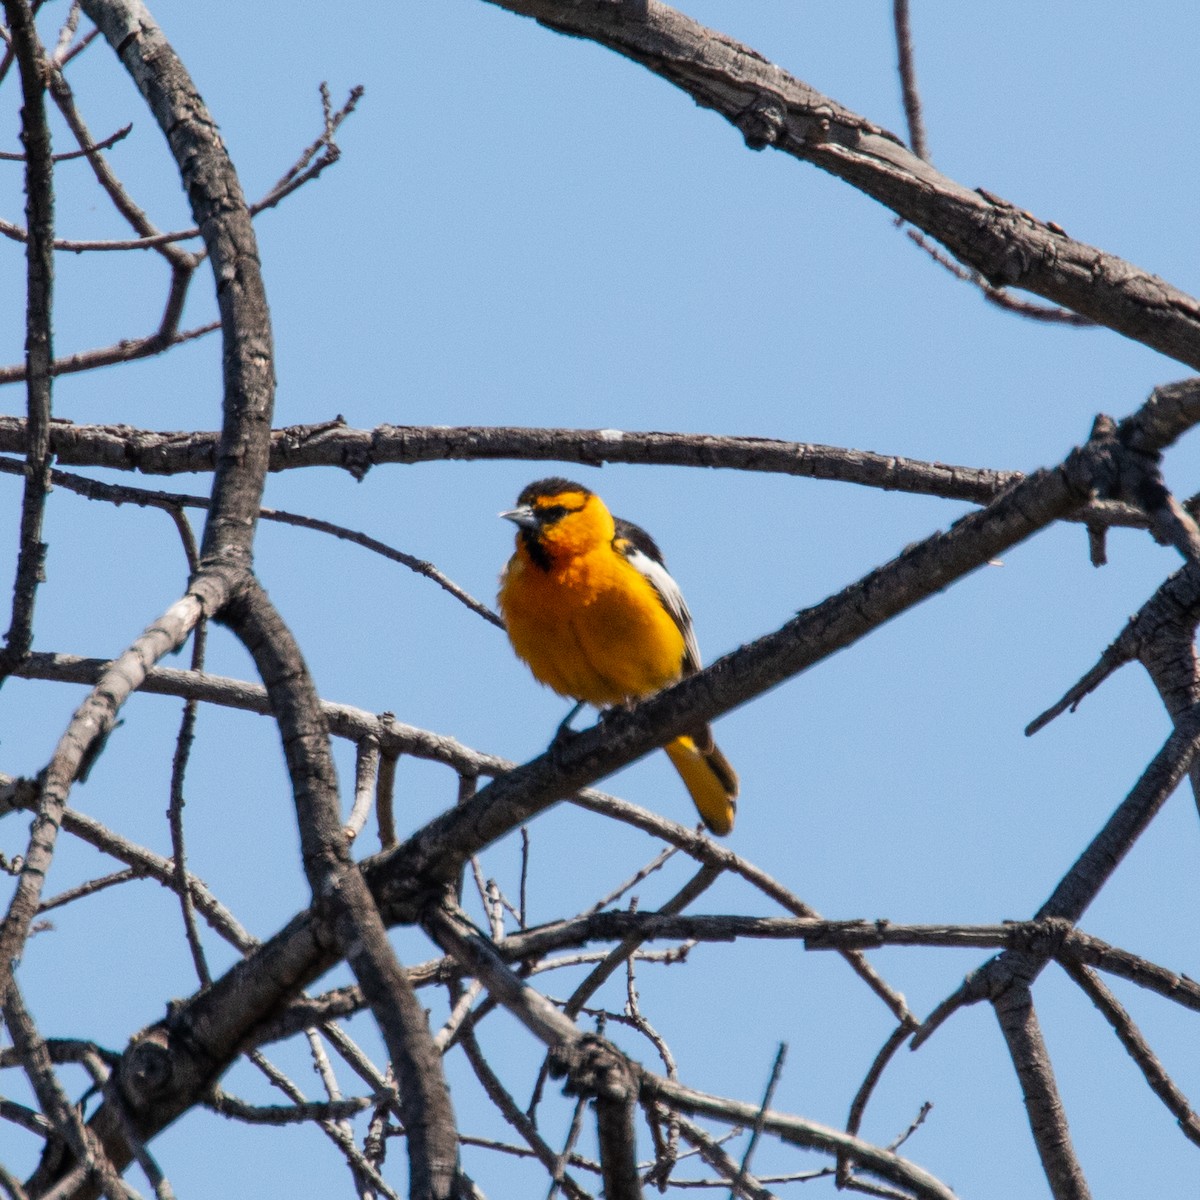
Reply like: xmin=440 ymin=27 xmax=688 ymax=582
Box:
xmin=499 ymin=550 xmax=685 ymax=706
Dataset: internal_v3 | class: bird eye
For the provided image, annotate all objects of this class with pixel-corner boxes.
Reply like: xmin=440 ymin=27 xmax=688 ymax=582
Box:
xmin=539 ymin=504 xmax=569 ymax=522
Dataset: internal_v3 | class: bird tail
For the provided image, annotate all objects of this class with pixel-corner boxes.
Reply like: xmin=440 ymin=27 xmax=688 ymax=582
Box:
xmin=665 ymin=733 xmax=738 ymax=836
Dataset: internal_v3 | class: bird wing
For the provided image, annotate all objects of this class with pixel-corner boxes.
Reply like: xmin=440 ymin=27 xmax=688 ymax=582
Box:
xmin=613 ymin=517 xmax=702 ymax=676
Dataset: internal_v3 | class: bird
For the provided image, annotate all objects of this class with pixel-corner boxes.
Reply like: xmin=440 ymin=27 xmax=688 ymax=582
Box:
xmin=497 ymin=477 xmax=738 ymax=835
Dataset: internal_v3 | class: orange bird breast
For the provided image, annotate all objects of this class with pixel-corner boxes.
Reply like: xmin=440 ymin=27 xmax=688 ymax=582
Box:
xmin=499 ymin=545 xmax=686 ymax=706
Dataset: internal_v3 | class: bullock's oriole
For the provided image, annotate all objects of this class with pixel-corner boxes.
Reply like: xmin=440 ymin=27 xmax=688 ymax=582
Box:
xmin=498 ymin=478 xmax=738 ymax=835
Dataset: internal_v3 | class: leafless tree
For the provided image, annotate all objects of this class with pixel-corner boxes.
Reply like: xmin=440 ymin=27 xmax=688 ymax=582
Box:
xmin=1 ymin=3 xmax=1199 ymax=1199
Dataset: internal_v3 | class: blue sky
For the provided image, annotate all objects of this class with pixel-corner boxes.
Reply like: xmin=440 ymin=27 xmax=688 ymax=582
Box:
xmin=2 ymin=2 xmax=1200 ymax=1196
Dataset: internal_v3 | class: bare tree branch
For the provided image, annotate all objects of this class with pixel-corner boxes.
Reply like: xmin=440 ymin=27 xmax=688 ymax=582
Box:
xmin=891 ymin=0 xmax=928 ymax=161
xmin=478 ymin=0 xmax=1200 ymax=368
xmin=992 ymin=985 xmax=1089 ymax=1200
xmin=1060 ymin=959 xmax=1200 ymax=1147
xmin=0 ymin=0 xmax=54 ymax=684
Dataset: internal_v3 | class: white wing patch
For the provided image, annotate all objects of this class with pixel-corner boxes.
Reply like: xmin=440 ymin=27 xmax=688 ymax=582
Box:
xmin=620 ymin=543 xmax=702 ymax=675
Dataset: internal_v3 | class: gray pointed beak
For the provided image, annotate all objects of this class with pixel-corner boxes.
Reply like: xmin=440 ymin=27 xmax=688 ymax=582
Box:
xmin=500 ymin=504 xmax=539 ymax=529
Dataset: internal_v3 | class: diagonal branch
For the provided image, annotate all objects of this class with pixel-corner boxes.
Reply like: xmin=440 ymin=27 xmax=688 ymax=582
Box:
xmin=1060 ymin=958 xmax=1200 ymax=1147
xmin=992 ymin=985 xmax=1090 ymax=1200
xmin=480 ymin=0 xmax=1200 ymax=368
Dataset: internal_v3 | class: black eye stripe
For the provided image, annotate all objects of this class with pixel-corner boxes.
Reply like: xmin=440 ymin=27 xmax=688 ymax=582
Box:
xmin=536 ymin=499 xmax=586 ymax=522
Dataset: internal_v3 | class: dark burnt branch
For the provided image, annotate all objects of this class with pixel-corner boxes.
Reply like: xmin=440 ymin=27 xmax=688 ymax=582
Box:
xmin=78 ymin=0 xmax=274 ymax=567
xmin=0 ymin=0 xmax=54 ymax=685
xmin=529 ymin=863 xmax=720 ymax=1164
xmin=1081 ymin=411 xmax=1200 ymax=566
xmin=1036 ymin=705 xmax=1200 ymax=924
xmin=0 ymin=81 xmax=361 ymax=256
xmin=481 ymin=0 xmax=1200 ymax=367
xmin=167 ymin=599 xmax=210 ymax=988
xmin=12 ymin=0 xmax=285 ymax=1191
xmin=0 ymin=652 xmax=979 ymax=1032
xmin=3 ymin=0 xmax=293 ymax=1092
xmin=1026 ymin=634 xmax=1139 ymax=736
xmin=9 ymin=652 xmax=501 ymax=775
xmin=1029 ymin=547 xmax=1200 ymax=738
xmin=732 ymin=1042 xmax=786 ymax=1198
xmin=424 ymin=907 xmax=633 ymax=1190
xmin=563 ymin=864 xmax=721 ymax=1019
xmin=915 ymin=551 xmax=1200 ymax=1168
xmin=669 ymin=1111 xmax=777 ymax=1200
xmin=243 ymin=1050 xmax=397 ymax=1199
xmin=250 ymin=82 xmax=364 ymax=216
xmin=233 ymin=912 xmax=1114 ymax=1034
xmin=584 ymin=845 xmax=677 ymax=917
xmin=45 ymin=55 xmax=195 ymax=270
xmin=1120 ymin=559 xmax=1200 ymax=807
xmin=0 ymin=418 xmax=1026 ymax=494
xmin=37 ymin=869 xmax=137 ymax=913
xmin=205 ymin=1090 xmax=372 ymax=1126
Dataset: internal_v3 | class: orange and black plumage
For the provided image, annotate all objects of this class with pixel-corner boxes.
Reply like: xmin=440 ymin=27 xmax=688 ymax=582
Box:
xmin=498 ymin=478 xmax=738 ymax=835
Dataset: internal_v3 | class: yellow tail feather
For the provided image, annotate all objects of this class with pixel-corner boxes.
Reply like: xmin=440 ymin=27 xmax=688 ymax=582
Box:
xmin=664 ymin=736 xmax=738 ymax=836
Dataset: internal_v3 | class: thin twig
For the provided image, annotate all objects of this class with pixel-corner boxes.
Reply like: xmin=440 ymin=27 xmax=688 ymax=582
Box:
xmin=891 ymin=0 xmax=928 ymax=161
xmin=730 ymin=1045 xmax=786 ymax=1200
xmin=583 ymin=845 xmax=678 ymax=917
xmin=0 ymin=122 xmax=130 ymax=162
xmin=166 ymin=506 xmax=210 ymax=987
xmin=38 ymin=868 xmax=138 ymax=913
xmin=347 ymin=736 xmax=381 ymax=841
xmin=904 ymin=228 xmax=1095 ymax=326
xmin=671 ymin=1111 xmax=776 ymax=1200
xmin=839 ymin=1020 xmax=920 ymax=1187
xmin=0 ymin=458 xmax=505 ymax=628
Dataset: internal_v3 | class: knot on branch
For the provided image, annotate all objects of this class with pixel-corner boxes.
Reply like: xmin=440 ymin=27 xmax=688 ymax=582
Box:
xmin=548 ymin=1033 xmax=639 ymax=1105
xmin=970 ymin=192 xmax=1039 ymax=287
xmin=1074 ymin=411 xmax=1200 ymax=566
xmin=1008 ymin=917 xmax=1074 ymax=962
xmin=120 ymin=1032 xmax=174 ymax=1105
xmin=736 ymin=93 xmax=787 ymax=151
xmin=1080 ymin=413 xmax=1163 ymax=510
